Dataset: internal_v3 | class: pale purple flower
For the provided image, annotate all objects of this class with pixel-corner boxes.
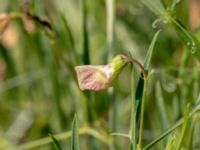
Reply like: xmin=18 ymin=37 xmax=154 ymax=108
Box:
xmin=75 ymin=55 xmax=127 ymax=91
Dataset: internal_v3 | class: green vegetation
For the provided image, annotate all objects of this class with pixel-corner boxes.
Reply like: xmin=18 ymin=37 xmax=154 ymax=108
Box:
xmin=0 ymin=0 xmax=200 ymax=149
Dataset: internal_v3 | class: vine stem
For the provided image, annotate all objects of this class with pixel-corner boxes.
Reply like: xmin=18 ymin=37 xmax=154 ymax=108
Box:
xmin=138 ymin=78 xmax=148 ymax=148
xmin=129 ymin=64 xmax=136 ymax=150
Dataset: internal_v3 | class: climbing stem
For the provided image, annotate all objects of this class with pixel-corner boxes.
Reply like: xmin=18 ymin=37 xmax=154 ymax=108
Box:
xmin=138 ymin=78 xmax=148 ymax=149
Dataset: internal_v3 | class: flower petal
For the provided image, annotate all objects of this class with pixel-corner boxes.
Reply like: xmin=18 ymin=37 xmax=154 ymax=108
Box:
xmin=75 ymin=65 xmax=112 ymax=91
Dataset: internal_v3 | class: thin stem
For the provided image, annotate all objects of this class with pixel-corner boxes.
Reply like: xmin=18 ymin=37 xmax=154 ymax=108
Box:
xmin=123 ymin=56 xmax=148 ymax=79
xmin=105 ymin=0 xmax=117 ymax=148
xmin=130 ymin=65 xmax=137 ymax=150
xmin=122 ymin=55 xmax=148 ymax=149
xmin=175 ymin=104 xmax=190 ymax=150
xmin=111 ymin=133 xmax=130 ymax=139
xmin=106 ymin=0 xmax=115 ymax=60
xmin=170 ymin=17 xmax=195 ymax=47
xmin=138 ymin=79 xmax=148 ymax=148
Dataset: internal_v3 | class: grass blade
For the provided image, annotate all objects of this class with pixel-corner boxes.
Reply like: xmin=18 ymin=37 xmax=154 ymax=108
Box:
xmin=138 ymin=79 xmax=148 ymax=149
xmin=143 ymin=104 xmax=200 ymax=150
xmin=136 ymin=30 xmax=160 ymax=118
xmin=129 ymin=65 xmax=136 ymax=150
xmin=144 ymin=30 xmax=161 ymax=69
xmin=188 ymin=119 xmax=196 ymax=150
xmin=165 ymin=134 xmax=176 ymax=150
xmin=71 ymin=115 xmax=80 ymax=150
xmin=106 ymin=0 xmax=115 ymax=60
xmin=105 ymin=0 xmax=119 ymax=149
xmin=82 ymin=0 xmax=90 ymax=64
xmin=59 ymin=13 xmax=79 ymax=64
xmin=155 ymin=81 xmax=170 ymax=131
xmin=175 ymin=104 xmax=190 ymax=150
xmin=50 ymin=134 xmax=62 ymax=150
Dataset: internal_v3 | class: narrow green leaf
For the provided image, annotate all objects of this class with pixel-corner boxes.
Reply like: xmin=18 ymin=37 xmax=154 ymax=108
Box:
xmin=144 ymin=30 xmax=161 ymax=69
xmin=191 ymin=117 xmax=200 ymax=149
xmin=178 ymin=48 xmax=190 ymax=77
xmin=188 ymin=119 xmax=196 ymax=150
xmin=143 ymin=104 xmax=200 ymax=150
xmin=50 ymin=134 xmax=62 ymax=150
xmin=130 ymin=64 xmax=136 ymax=150
xmin=82 ymin=0 xmax=90 ymax=64
xmin=50 ymin=57 xmax=66 ymax=130
xmin=197 ymin=93 xmax=200 ymax=104
xmin=165 ymin=134 xmax=176 ymax=150
xmin=71 ymin=115 xmax=80 ymax=150
xmin=175 ymin=104 xmax=191 ymax=150
xmin=59 ymin=13 xmax=79 ymax=64
xmin=138 ymin=79 xmax=148 ymax=148
xmin=141 ymin=0 xmax=165 ymax=15
xmin=172 ymin=95 xmax=180 ymax=121
xmin=82 ymin=0 xmax=92 ymax=125
xmin=155 ymin=81 xmax=170 ymax=131
xmin=135 ymin=30 xmax=160 ymax=118
xmin=192 ymin=70 xmax=199 ymax=104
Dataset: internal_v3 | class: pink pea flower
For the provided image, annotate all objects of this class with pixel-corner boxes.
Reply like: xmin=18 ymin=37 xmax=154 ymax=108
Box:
xmin=75 ymin=55 xmax=127 ymax=91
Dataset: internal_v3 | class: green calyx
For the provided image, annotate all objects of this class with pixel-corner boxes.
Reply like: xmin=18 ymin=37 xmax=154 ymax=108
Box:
xmin=109 ymin=55 xmax=128 ymax=80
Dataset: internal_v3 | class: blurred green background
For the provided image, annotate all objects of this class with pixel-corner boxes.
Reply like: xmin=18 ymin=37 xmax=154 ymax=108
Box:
xmin=0 ymin=0 xmax=200 ymax=150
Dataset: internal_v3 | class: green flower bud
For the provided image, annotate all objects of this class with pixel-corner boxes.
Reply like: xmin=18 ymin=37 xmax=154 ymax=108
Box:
xmin=75 ymin=55 xmax=127 ymax=91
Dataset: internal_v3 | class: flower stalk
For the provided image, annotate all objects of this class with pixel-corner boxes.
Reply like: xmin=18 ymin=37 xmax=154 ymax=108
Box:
xmin=122 ymin=56 xmax=148 ymax=79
